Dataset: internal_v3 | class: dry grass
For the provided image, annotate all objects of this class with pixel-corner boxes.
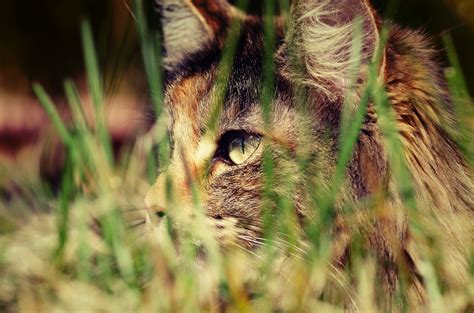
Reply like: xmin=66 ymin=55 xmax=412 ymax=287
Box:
xmin=0 ymin=3 xmax=473 ymax=313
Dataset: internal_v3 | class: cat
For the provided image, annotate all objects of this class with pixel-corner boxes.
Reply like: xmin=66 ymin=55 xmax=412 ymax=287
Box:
xmin=145 ymin=0 xmax=473 ymax=305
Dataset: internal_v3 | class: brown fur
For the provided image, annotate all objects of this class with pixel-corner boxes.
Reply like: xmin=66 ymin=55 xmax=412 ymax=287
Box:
xmin=146 ymin=0 xmax=474 ymax=305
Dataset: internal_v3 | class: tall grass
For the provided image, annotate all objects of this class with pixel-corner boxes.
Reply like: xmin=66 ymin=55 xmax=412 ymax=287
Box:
xmin=0 ymin=1 xmax=473 ymax=312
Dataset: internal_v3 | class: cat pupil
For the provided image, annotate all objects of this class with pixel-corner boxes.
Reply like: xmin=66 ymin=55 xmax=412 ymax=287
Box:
xmin=224 ymin=132 xmax=261 ymax=165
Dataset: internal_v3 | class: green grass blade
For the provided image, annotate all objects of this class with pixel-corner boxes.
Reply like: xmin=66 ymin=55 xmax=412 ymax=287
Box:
xmin=442 ymin=33 xmax=474 ymax=164
xmin=64 ymin=79 xmax=89 ymax=136
xmin=205 ymin=0 xmax=250 ymax=133
xmin=314 ymin=18 xmax=366 ymax=221
xmin=33 ymin=83 xmax=73 ymax=147
xmin=134 ymin=0 xmax=164 ymax=116
xmin=81 ymin=20 xmax=114 ymax=166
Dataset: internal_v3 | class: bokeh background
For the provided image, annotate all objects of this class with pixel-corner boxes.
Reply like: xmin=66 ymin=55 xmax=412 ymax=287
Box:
xmin=0 ymin=0 xmax=473 ymax=177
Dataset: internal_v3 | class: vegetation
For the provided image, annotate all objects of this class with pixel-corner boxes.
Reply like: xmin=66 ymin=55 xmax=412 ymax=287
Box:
xmin=0 ymin=1 xmax=473 ymax=312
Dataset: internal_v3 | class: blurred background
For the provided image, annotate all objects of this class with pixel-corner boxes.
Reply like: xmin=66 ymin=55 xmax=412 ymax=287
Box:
xmin=0 ymin=0 xmax=473 ymax=180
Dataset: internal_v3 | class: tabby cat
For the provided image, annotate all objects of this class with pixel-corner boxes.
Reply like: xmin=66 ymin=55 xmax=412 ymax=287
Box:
xmin=145 ymin=0 xmax=473 ymax=305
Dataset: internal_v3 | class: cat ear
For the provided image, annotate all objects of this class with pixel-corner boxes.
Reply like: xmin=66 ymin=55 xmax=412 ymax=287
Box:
xmin=157 ymin=0 xmax=237 ymax=70
xmin=285 ymin=0 xmax=381 ymax=99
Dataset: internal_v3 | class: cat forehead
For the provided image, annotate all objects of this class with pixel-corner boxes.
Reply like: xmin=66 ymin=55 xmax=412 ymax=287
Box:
xmin=164 ymin=18 xmax=288 ymax=130
xmin=165 ymin=17 xmax=266 ymax=85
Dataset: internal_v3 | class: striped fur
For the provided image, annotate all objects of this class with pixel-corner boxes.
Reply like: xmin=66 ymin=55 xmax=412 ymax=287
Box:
xmin=146 ymin=0 xmax=473 ymax=305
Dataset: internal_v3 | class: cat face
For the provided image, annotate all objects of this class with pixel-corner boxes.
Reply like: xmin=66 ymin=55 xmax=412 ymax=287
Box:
xmin=145 ymin=0 xmax=384 ymax=247
xmin=142 ymin=0 xmax=474 ymax=298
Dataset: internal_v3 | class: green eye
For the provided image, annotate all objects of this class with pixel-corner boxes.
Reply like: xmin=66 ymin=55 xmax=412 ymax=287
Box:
xmin=225 ymin=132 xmax=261 ymax=165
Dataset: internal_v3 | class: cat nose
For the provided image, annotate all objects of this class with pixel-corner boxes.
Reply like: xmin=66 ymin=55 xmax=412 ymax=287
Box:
xmin=145 ymin=203 xmax=167 ymax=220
xmin=153 ymin=206 xmax=166 ymax=218
xmin=145 ymin=188 xmax=167 ymax=219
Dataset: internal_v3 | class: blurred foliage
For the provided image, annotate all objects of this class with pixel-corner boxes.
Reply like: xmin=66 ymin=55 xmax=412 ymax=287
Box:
xmin=1 ymin=0 xmax=474 ymax=93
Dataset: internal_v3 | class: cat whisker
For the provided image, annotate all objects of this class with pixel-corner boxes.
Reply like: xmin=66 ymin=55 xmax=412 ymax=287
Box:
xmin=240 ymin=235 xmax=308 ymax=261
xmin=228 ymin=241 xmax=266 ymax=262
xmin=120 ymin=207 xmax=147 ymax=212
xmin=253 ymin=236 xmax=308 ymax=256
xmin=236 ymin=235 xmax=267 ymax=248
xmin=230 ymin=240 xmax=293 ymax=281
xmin=127 ymin=218 xmax=147 ymax=229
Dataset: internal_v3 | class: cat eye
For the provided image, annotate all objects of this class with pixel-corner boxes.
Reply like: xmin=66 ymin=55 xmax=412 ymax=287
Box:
xmin=216 ymin=131 xmax=261 ymax=165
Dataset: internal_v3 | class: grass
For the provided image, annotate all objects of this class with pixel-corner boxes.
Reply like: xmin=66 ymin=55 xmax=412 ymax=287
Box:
xmin=0 ymin=2 xmax=473 ymax=312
